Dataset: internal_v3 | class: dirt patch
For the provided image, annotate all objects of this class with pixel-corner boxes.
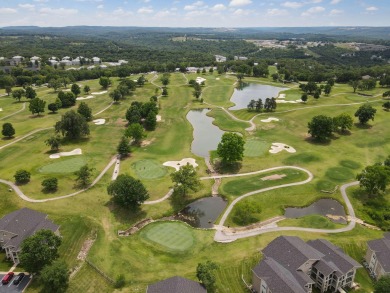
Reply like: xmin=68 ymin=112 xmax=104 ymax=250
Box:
xmin=261 ymin=174 xmax=286 ymax=181
xmin=115 ymin=118 xmax=127 ymax=127
xmin=141 ymin=138 xmax=156 ymax=147
xmin=77 ymin=238 xmax=95 ymax=261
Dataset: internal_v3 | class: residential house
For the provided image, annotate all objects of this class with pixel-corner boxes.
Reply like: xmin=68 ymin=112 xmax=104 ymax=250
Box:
xmin=215 ymin=55 xmax=227 ymax=62
xmin=92 ymin=57 xmax=101 ymax=64
xmin=11 ymin=56 xmax=24 ymax=66
xmin=234 ymin=56 xmax=248 ymax=61
xmin=252 ymin=236 xmax=361 ymax=293
xmin=365 ymin=233 xmax=390 ymax=279
xmin=147 ymin=276 xmax=206 ymax=293
xmin=0 ymin=208 xmax=59 ymax=264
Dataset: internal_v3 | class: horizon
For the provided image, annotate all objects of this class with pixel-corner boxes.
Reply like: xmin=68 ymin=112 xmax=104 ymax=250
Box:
xmin=0 ymin=0 xmax=389 ymax=27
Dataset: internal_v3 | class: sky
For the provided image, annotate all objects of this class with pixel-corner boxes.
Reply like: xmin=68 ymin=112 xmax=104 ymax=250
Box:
xmin=0 ymin=0 xmax=389 ymax=27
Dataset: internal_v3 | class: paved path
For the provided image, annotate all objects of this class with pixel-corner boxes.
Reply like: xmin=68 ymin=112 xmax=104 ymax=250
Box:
xmin=144 ymin=189 xmax=174 ymax=205
xmin=0 ymin=156 xmax=117 ymax=203
xmin=0 ymin=102 xmax=26 ymax=121
xmin=214 ymin=180 xmax=359 ymax=242
xmin=112 ymin=157 xmax=120 ymax=180
xmin=94 ymin=101 xmax=114 ymax=116
xmin=0 ymin=127 xmax=53 ymax=150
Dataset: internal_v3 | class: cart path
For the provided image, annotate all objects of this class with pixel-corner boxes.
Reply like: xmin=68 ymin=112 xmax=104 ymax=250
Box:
xmin=0 ymin=127 xmax=53 ymax=150
xmin=214 ymin=181 xmax=359 ymax=242
xmin=0 ymin=102 xmax=26 ymax=121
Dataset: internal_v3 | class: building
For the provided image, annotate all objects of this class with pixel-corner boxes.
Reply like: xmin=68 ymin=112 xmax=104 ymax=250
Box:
xmin=10 ymin=56 xmax=24 ymax=66
xmin=234 ymin=56 xmax=248 ymax=61
xmin=147 ymin=276 xmax=206 ymax=293
xmin=365 ymin=233 xmax=390 ymax=279
xmin=92 ymin=57 xmax=101 ymax=64
xmin=215 ymin=55 xmax=227 ymax=62
xmin=252 ymin=236 xmax=361 ymax=293
xmin=0 ymin=208 xmax=59 ymax=264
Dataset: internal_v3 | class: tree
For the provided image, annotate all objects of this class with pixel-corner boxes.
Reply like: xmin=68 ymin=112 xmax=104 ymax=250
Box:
xmin=40 ymin=260 xmax=69 ymax=293
xmin=255 ymin=98 xmax=263 ymax=112
xmin=125 ymin=123 xmax=145 ymax=143
xmin=170 ymin=164 xmax=200 ymax=198
xmin=236 ymin=73 xmax=244 ymax=82
xmin=383 ymin=91 xmax=390 ymax=98
xmin=58 ymin=91 xmax=76 ymax=108
xmin=55 ymin=97 xmax=62 ymax=109
xmin=117 ymin=136 xmax=131 ymax=157
xmin=308 ymin=115 xmax=334 ymax=141
xmin=107 ymin=174 xmax=149 ymax=209
xmin=19 ymin=230 xmax=61 ymax=274
xmin=247 ymin=99 xmax=255 ymax=111
xmin=137 ymin=75 xmax=146 ymax=87
xmin=374 ymin=275 xmax=390 ymax=293
xmin=109 ymin=89 xmax=122 ymax=102
xmin=333 ymin=113 xmax=353 ymax=133
xmin=42 ymin=177 xmax=58 ymax=192
xmin=99 ymin=77 xmax=111 ymax=89
xmin=232 ymin=200 xmax=262 ymax=226
xmin=71 ymin=83 xmax=81 ymax=96
xmin=160 ymin=75 xmax=170 ymax=87
xmin=29 ymin=97 xmax=46 ymax=115
xmin=12 ymin=89 xmax=25 ymax=102
xmin=324 ymin=84 xmax=332 ymax=96
xmin=5 ymin=86 xmax=12 ymax=96
xmin=349 ymin=80 xmax=360 ymax=93
xmin=48 ymin=79 xmax=62 ymax=92
xmin=45 ymin=135 xmax=61 ymax=151
xmin=25 ymin=86 xmax=37 ymax=100
xmin=382 ymin=101 xmax=390 ymax=111
xmin=313 ymin=91 xmax=320 ymax=99
xmin=354 ymin=104 xmax=377 ymax=125
xmin=48 ymin=103 xmax=59 ymax=113
xmin=356 ymin=165 xmax=390 ymax=197
xmin=77 ymin=102 xmax=93 ymax=121
xmin=74 ymin=164 xmax=94 ymax=187
xmin=2 ymin=122 xmax=15 ymax=138
xmin=192 ymin=84 xmax=202 ymax=100
xmin=14 ymin=169 xmax=31 ymax=184
xmin=217 ymin=133 xmax=245 ymax=164
xmin=145 ymin=110 xmax=157 ymax=131
xmin=55 ymin=110 xmax=90 ymax=139
xmin=83 ymin=85 xmax=90 ymax=94
xmin=196 ymin=261 xmax=218 ymax=292
xmin=271 ymin=73 xmax=279 ymax=81
xmin=126 ymin=104 xmax=142 ymax=124
xmin=301 ymin=93 xmax=308 ymax=103
xmin=162 ymin=87 xmax=168 ymax=96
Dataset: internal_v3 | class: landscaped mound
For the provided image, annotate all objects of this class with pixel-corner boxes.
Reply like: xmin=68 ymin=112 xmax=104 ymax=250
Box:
xmin=132 ymin=160 xmax=167 ymax=179
xmin=140 ymin=222 xmax=195 ymax=252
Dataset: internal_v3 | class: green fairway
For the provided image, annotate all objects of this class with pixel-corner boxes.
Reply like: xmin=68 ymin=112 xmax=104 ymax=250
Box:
xmin=39 ymin=157 xmax=87 ymax=174
xmin=140 ymin=222 xmax=195 ymax=252
xmin=325 ymin=167 xmax=355 ymax=182
xmin=244 ymin=139 xmax=269 ymax=157
xmin=68 ymin=263 xmax=113 ymax=293
xmin=132 ymin=159 xmax=167 ymax=179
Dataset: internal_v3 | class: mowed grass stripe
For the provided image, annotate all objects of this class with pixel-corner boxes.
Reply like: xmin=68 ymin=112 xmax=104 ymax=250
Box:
xmin=132 ymin=159 xmax=167 ymax=179
xmin=244 ymin=140 xmax=269 ymax=157
xmin=39 ymin=156 xmax=86 ymax=174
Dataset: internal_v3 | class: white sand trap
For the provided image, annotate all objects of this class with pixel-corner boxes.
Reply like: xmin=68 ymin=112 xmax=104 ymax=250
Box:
xmin=196 ymin=77 xmax=206 ymax=84
xmin=216 ymin=78 xmax=220 ymax=80
xmin=261 ymin=117 xmax=279 ymax=123
xmin=269 ymin=143 xmax=296 ymax=154
xmin=277 ymin=93 xmax=286 ymax=99
xmin=49 ymin=148 xmax=82 ymax=159
xmin=91 ymin=91 xmax=108 ymax=95
xmin=276 ymin=100 xmax=298 ymax=104
xmin=76 ymin=95 xmax=94 ymax=100
xmin=0 ymin=108 xmax=3 ymax=111
xmin=163 ymin=158 xmax=198 ymax=171
xmin=93 ymin=119 xmax=106 ymax=125
xmin=156 ymin=115 xmax=162 ymax=122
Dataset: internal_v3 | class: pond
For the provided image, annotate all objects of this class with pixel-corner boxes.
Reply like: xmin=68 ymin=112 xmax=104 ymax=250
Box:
xmin=229 ymin=83 xmax=288 ymax=110
xmin=284 ymin=198 xmax=347 ymax=224
xmin=186 ymin=109 xmax=224 ymax=158
xmin=180 ymin=197 xmax=227 ymax=228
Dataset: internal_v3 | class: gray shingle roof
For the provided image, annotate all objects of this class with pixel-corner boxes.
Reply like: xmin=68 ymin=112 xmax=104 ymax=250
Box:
xmin=147 ymin=276 xmax=206 ymax=293
xmin=0 ymin=208 xmax=59 ymax=251
xmin=253 ymin=257 xmax=307 ymax=293
xmin=308 ymin=239 xmax=362 ymax=274
xmin=367 ymin=236 xmax=390 ymax=273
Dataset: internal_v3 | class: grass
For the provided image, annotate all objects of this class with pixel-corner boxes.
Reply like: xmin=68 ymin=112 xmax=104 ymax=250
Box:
xmin=140 ymin=222 xmax=195 ymax=252
xmin=38 ymin=156 xmax=87 ymax=174
xmin=244 ymin=139 xmax=269 ymax=157
xmin=207 ymin=108 xmax=249 ymax=134
xmin=340 ymin=159 xmax=362 ymax=170
xmin=278 ymin=215 xmax=346 ymax=229
xmin=131 ymin=159 xmax=167 ymax=179
xmin=67 ymin=263 xmax=113 ymax=293
xmin=325 ymin=167 xmax=356 ymax=182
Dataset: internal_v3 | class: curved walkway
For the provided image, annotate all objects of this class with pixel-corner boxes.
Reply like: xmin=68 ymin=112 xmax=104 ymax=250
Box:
xmin=0 ymin=127 xmax=53 ymax=150
xmin=144 ymin=189 xmax=174 ymax=205
xmin=214 ymin=180 xmax=359 ymax=242
xmin=0 ymin=102 xmax=26 ymax=121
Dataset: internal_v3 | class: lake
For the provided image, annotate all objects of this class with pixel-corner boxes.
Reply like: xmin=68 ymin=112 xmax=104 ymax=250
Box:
xmin=229 ymin=83 xmax=288 ymax=110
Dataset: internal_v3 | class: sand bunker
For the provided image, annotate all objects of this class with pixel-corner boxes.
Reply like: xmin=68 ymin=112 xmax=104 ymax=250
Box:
xmin=163 ymin=158 xmax=198 ymax=171
xmin=76 ymin=95 xmax=94 ymax=100
xmin=156 ymin=115 xmax=162 ymax=122
xmin=261 ymin=174 xmax=286 ymax=181
xmin=91 ymin=91 xmax=108 ymax=95
xmin=0 ymin=108 xmax=3 ymax=111
xmin=277 ymin=93 xmax=286 ymax=99
xmin=196 ymin=77 xmax=206 ymax=84
xmin=216 ymin=78 xmax=220 ymax=80
xmin=269 ymin=143 xmax=296 ymax=154
xmin=93 ymin=119 xmax=106 ymax=125
xmin=49 ymin=148 xmax=82 ymax=159
xmin=261 ymin=117 xmax=279 ymax=123
xmin=276 ymin=100 xmax=298 ymax=104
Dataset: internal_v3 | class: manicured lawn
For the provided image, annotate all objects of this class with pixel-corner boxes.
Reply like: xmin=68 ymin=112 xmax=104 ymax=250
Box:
xmin=67 ymin=263 xmax=113 ymax=293
xmin=278 ymin=215 xmax=346 ymax=229
xmin=132 ymin=159 xmax=167 ymax=179
xmin=244 ymin=139 xmax=269 ymax=157
xmin=207 ymin=108 xmax=249 ymax=134
xmin=140 ymin=222 xmax=195 ymax=252
xmin=38 ymin=156 xmax=87 ymax=174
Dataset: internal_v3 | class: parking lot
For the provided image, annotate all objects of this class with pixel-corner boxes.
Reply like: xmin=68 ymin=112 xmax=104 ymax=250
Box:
xmin=0 ymin=274 xmax=31 ymax=293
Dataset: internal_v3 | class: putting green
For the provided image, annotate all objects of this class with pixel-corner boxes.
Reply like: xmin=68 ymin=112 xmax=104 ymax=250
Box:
xmin=244 ymin=140 xmax=268 ymax=157
xmin=132 ymin=159 xmax=167 ymax=179
xmin=39 ymin=157 xmax=86 ymax=174
xmin=140 ymin=222 xmax=195 ymax=252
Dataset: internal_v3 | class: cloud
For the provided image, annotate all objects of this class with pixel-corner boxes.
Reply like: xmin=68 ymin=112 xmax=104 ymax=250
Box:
xmin=137 ymin=6 xmax=154 ymax=14
xmin=301 ymin=6 xmax=325 ymax=16
xmin=211 ymin=4 xmax=227 ymax=11
xmin=281 ymin=1 xmax=304 ymax=9
xmin=142 ymin=0 xmax=151 ymax=2
xmin=184 ymin=1 xmax=205 ymax=10
xmin=229 ymin=0 xmax=252 ymax=7
xmin=97 ymin=4 xmax=103 ymax=9
xmin=330 ymin=0 xmax=341 ymax=4
xmin=366 ymin=6 xmax=378 ymax=11
xmin=329 ymin=9 xmax=343 ymax=15
xmin=155 ymin=10 xmax=174 ymax=17
xmin=19 ymin=4 xmax=35 ymax=10
xmin=39 ymin=7 xmax=78 ymax=15
xmin=33 ymin=0 xmax=49 ymax=2
xmin=0 ymin=8 xmax=17 ymax=14
xmin=267 ymin=8 xmax=289 ymax=16
xmin=307 ymin=0 xmax=322 ymax=3
xmin=233 ymin=8 xmax=251 ymax=15
xmin=112 ymin=8 xmax=133 ymax=16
